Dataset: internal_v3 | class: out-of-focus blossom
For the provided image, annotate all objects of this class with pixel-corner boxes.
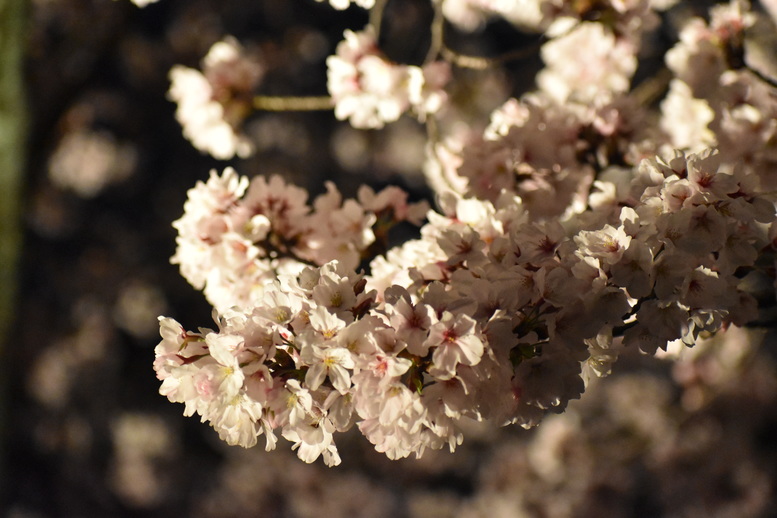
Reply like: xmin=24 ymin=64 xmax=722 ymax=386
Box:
xmin=442 ymin=0 xmax=544 ymax=32
xmin=116 ymin=0 xmax=160 ymax=7
xmin=110 ymin=413 xmax=174 ymax=507
xmin=315 ymin=0 xmax=375 ymax=9
xmin=660 ymin=79 xmax=716 ymax=152
xmin=538 ymin=22 xmax=637 ymax=104
xmin=48 ymin=130 xmax=136 ymax=197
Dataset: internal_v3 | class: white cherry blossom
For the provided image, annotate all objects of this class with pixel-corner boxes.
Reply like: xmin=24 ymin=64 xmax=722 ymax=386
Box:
xmin=168 ymin=38 xmax=262 ymax=159
xmin=327 ymin=27 xmax=450 ymax=129
xmin=155 ymin=0 xmax=777 ymax=468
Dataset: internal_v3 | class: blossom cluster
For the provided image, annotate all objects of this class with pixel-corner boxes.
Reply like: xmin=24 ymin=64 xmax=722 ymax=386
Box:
xmin=326 ymin=27 xmax=451 ymax=129
xmin=168 ymin=38 xmax=263 ymax=159
xmin=158 ymin=146 xmax=773 ymax=465
xmin=166 ymin=26 xmax=450 ymax=159
xmin=171 ymin=167 xmax=427 ymax=312
xmin=156 ymin=0 xmax=777 ymax=465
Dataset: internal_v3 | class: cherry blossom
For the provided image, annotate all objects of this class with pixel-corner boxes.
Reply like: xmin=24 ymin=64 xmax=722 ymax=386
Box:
xmin=168 ymin=38 xmax=263 ymax=159
xmin=327 ymin=27 xmax=450 ymax=129
xmin=154 ymin=0 xmax=777 ymax=466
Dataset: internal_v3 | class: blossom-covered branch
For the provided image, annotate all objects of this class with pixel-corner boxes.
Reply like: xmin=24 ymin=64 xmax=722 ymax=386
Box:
xmin=154 ymin=0 xmax=777 ymax=465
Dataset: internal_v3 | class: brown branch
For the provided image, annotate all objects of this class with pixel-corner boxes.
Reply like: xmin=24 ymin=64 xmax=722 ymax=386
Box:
xmin=440 ymin=41 xmax=543 ymax=70
xmin=252 ymin=95 xmax=333 ymax=111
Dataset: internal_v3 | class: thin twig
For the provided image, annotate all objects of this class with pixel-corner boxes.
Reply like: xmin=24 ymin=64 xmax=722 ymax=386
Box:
xmin=369 ymin=0 xmax=388 ymax=41
xmin=440 ymin=40 xmax=544 ymax=70
xmin=746 ymin=64 xmax=777 ymax=89
xmin=631 ymin=67 xmax=672 ymax=107
xmin=425 ymin=114 xmax=439 ymax=145
xmin=252 ymin=95 xmax=333 ymax=111
xmin=425 ymin=0 xmax=445 ymax=64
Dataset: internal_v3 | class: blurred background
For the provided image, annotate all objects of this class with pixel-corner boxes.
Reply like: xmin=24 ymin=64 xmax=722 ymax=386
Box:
xmin=1 ymin=0 xmax=776 ymax=516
